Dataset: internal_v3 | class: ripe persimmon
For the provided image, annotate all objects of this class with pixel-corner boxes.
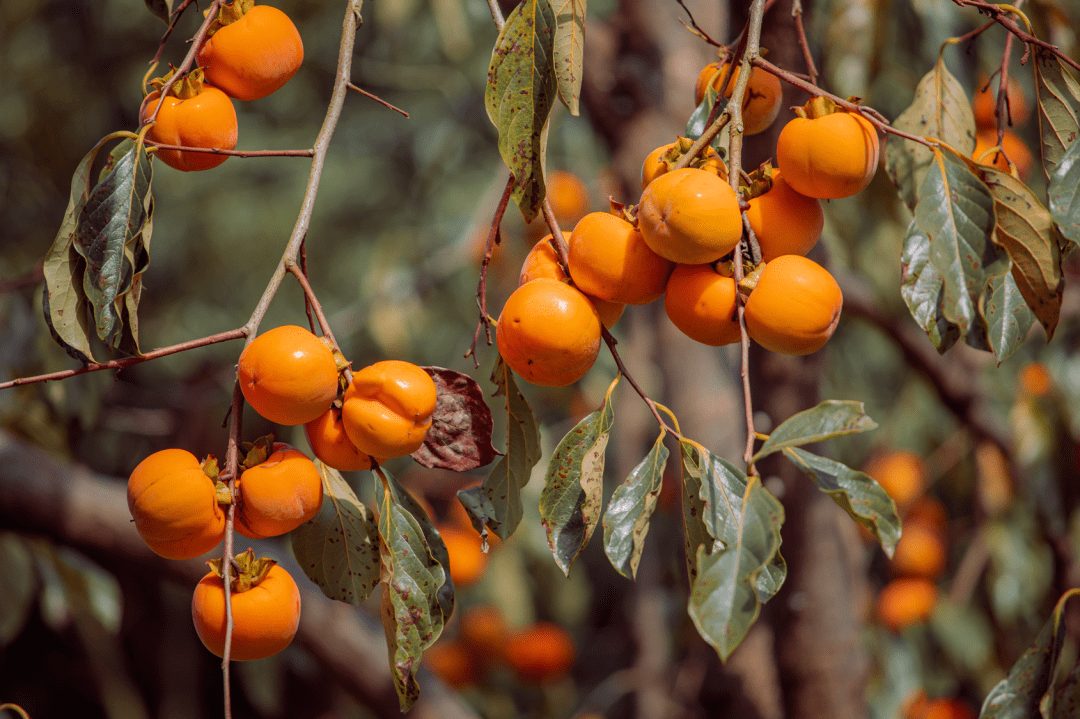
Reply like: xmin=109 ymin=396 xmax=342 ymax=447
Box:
xmin=545 ymin=170 xmax=590 ymax=227
xmin=745 ymin=168 xmax=824 ymax=261
xmin=238 ymin=325 xmax=340 ymax=426
xmin=128 ymin=449 xmax=226 ymax=559
xmin=664 ymin=263 xmax=742 ymax=346
xmin=191 ymin=558 xmax=301 ymax=661
xmin=304 ymin=407 xmax=380 ymax=472
xmin=743 ymin=255 xmax=843 ymax=355
xmin=776 ymin=97 xmax=879 ymax=199
xmin=863 ymin=450 xmax=926 ymax=509
xmin=235 ymin=443 xmax=323 ymax=538
xmin=520 ymin=233 xmax=625 ymax=328
xmin=875 ymin=577 xmax=938 ymax=632
xmin=694 ymin=61 xmax=783 ymax=135
xmin=567 ymin=212 xmax=674 ymax=305
xmin=890 ymin=521 xmax=947 ymax=580
xmin=341 ymin=360 xmax=437 ymax=458
xmin=459 ymin=605 xmax=509 ymax=663
xmin=641 ymin=140 xmax=726 ymax=190
xmin=506 ymin=622 xmax=577 ymax=685
xmin=496 ymin=278 xmax=602 ymax=387
xmin=142 ymin=70 xmax=237 ymax=172
xmin=440 ymin=525 xmax=488 ymax=586
xmin=1018 ymin=361 xmax=1052 ymax=397
xmin=972 ymin=128 xmax=1033 ymax=180
xmin=424 ymin=639 xmax=480 ymax=688
xmin=637 ymin=168 xmax=743 ymax=265
xmin=197 ymin=1 xmax=304 ymax=101
xmin=973 ymin=75 xmax=1028 ymax=128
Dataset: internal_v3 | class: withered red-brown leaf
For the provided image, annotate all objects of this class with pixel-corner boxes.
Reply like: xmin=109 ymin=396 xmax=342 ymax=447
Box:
xmin=412 ymin=367 xmax=499 ymax=471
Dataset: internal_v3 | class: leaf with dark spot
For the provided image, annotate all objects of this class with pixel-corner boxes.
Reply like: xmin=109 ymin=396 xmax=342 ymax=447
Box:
xmin=603 ymin=431 xmax=668 ymax=579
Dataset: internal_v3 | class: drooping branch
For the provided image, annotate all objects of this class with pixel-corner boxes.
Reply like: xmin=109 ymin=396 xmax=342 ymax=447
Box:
xmin=145 ymin=141 xmax=314 ymax=158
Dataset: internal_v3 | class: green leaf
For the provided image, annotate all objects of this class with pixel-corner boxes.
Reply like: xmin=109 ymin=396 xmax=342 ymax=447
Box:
xmin=291 ymin=462 xmax=380 ymax=606
xmin=885 ymin=55 xmax=976 ymax=210
xmin=0 ymin=533 xmax=37 ymax=646
xmin=755 ymin=550 xmax=786 ymax=605
xmin=540 ymin=376 xmax=617 ymax=575
xmin=976 ymin=164 xmax=1063 ymax=339
xmin=982 ymin=271 xmax=1036 ymax=364
xmin=687 ymin=85 xmax=720 ymax=140
xmin=376 ymin=468 xmax=454 ymax=712
xmin=1049 ymin=135 xmax=1080 ymax=251
xmin=549 ymin=0 xmax=585 ymax=116
xmin=72 ymin=137 xmax=153 ymax=353
xmin=458 ymin=356 xmax=541 ymax=541
xmin=900 ymin=218 xmax=961 ymax=353
xmin=782 ymin=447 xmax=901 ymax=557
xmin=681 ymin=441 xmax=784 ymax=661
xmin=917 ymin=147 xmax=1007 ymax=336
xmin=143 ymin=0 xmax=174 ymax=23
xmin=981 ymin=588 xmax=1080 ymax=719
xmin=1034 ymin=50 xmax=1080 ymax=175
xmin=752 ymin=400 xmax=877 ymax=463
xmin=602 ymin=431 xmax=669 ymax=579
xmin=485 ymin=0 xmax=558 ymax=222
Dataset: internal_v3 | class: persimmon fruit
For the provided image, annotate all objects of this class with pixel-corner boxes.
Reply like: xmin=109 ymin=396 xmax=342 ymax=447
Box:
xmin=341 ymin=360 xmax=437 ymax=458
xmin=1018 ymin=362 xmax=1052 ymax=397
xmin=664 ymin=263 xmax=742 ymax=346
xmin=424 ymin=639 xmax=480 ymax=688
xmin=235 ymin=443 xmax=323 ymax=538
xmin=304 ymin=407 xmax=380 ymax=471
xmin=863 ymin=450 xmax=926 ymax=509
xmin=440 ymin=525 xmax=488 ymax=586
xmin=459 ymin=605 xmax=509 ymax=663
xmin=567 ymin=212 xmax=674 ymax=305
xmin=191 ymin=563 xmax=301 ymax=661
xmin=545 ymin=170 xmax=590 ymax=227
xmin=238 ymin=325 xmax=340 ymax=426
xmin=127 ymin=449 xmax=226 ymax=559
xmin=506 ymin=622 xmax=577 ymax=685
xmin=776 ymin=98 xmax=879 ymax=199
xmin=496 ymin=278 xmax=602 ymax=387
xmin=637 ymin=168 xmax=743 ymax=265
xmin=520 ymin=233 xmax=626 ymax=328
xmin=972 ymin=75 xmax=1028 ymax=128
xmin=745 ymin=169 xmax=824 ymax=261
xmin=972 ymin=128 xmax=1033 ymax=180
xmin=142 ymin=79 xmax=237 ymax=172
xmin=197 ymin=3 xmax=304 ymax=102
xmin=694 ymin=61 xmax=783 ymax=135
xmin=743 ymin=255 xmax=843 ymax=355
xmin=641 ymin=141 xmax=726 ymax=190
xmin=875 ymin=577 xmax=938 ymax=632
xmin=890 ymin=521 xmax=947 ymax=580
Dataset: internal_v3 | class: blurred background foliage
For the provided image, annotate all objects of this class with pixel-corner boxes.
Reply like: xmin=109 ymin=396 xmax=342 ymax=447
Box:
xmin=3 ymin=0 xmax=1080 ymax=717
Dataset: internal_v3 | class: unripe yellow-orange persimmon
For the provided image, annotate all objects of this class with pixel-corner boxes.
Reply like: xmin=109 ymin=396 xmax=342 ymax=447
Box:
xmin=776 ymin=99 xmax=879 ymax=199
xmin=197 ymin=4 xmax=304 ymax=101
xmin=743 ymin=255 xmax=843 ymax=355
xmin=567 ymin=212 xmax=674 ymax=306
xmin=520 ymin=233 xmax=625 ymax=328
xmin=663 ymin=264 xmax=742 ymax=346
xmin=496 ymin=278 xmax=602 ymax=387
xmin=637 ymin=168 xmax=743 ymax=265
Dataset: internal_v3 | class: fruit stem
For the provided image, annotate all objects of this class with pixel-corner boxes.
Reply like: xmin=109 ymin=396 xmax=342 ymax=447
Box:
xmin=141 ymin=0 xmax=225 ymax=126
xmin=466 ymin=174 xmax=516 ymax=368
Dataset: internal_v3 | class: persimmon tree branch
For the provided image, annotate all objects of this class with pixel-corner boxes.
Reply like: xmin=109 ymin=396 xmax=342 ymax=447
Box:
xmin=347 ymin=84 xmax=410 ymax=117
xmin=791 ymin=0 xmax=818 ymax=86
xmin=466 ymin=174 xmax=515 ymax=366
xmin=142 ymin=0 xmax=225 ymax=123
xmin=149 ymin=0 xmax=199 ymax=66
xmin=951 ymin=0 xmax=1080 ymax=74
xmin=601 ymin=329 xmax=681 ymax=440
xmin=145 ymin=141 xmax=315 ymax=158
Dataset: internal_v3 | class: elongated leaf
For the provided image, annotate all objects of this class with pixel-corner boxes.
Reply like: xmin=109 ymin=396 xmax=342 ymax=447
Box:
xmin=982 ymin=271 xmax=1036 ymax=364
xmin=885 ymin=55 xmax=976 ymax=210
xmin=144 ymin=0 xmax=174 ymax=23
xmin=687 ymin=85 xmax=721 ymax=140
xmin=680 ymin=440 xmax=712 ymax=585
xmin=376 ymin=469 xmax=454 ymax=712
xmin=549 ymin=0 xmax=585 ymax=116
xmin=485 ymin=0 xmax=558 ymax=221
xmin=291 ymin=462 xmax=381 ymax=605
xmin=782 ymin=447 xmax=901 ymax=557
xmin=413 ymin=367 xmax=499 ymax=471
xmin=752 ymin=400 xmax=877 ymax=463
xmin=540 ymin=376 xmax=618 ymax=574
xmin=1034 ymin=50 xmax=1080 ymax=175
xmin=981 ymin=588 xmax=1080 ymax=718
xmin=901 ymin=219 xmax=961 ymax=353
xmin=602 ymin=432 xmax=668 ymax=579
xmin=917 ymin=147 xmax=1007 ymax=335
xmin=1049 ymin=136 xmax=1080 ymax=250
xmin=973 ymin=164 xmax=1063 ymax=338
xmin=681 ymin=441 xmax=784 ymax=661
xmin=458 ymin=356 xmax=541 ymax=541
xmin=72 ymin=138 xmax=152 ymax=352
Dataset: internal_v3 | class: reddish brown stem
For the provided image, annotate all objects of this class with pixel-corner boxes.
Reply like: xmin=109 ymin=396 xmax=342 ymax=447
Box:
xmin=995 ymin=32 xmax=1016 ymax=145
xmin=347 ymin=84 xmax=410 ymax=117
xmin=149 ymin=0 xmax=198 ymax=67
xmin=541 ymin=197 xmax=570 ymax=273
xmin=791 ymin=0 xmax=818 ymax=86
xmin=145 ymin=141 xmax=314 ymax=158
xmin=143 ymin=0 xmax=225 ymax=124
xmin=465 ymin=174 xmax=516 ymax=367
xmin=601 ymin=328 xmax=681 ymax=440
xmin=286 ymin=261 xmax=339 ymax=351
xmin=951 ymin=0 xmax=1080 ymax=74
xmin=0 ymin=328 xmax=247 ymax=390
xmin=299 ymin=239 xmax=315 ymax=334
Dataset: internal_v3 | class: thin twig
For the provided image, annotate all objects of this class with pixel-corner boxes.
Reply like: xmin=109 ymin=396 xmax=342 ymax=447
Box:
xmin=286 ymin=261 xmax=339 ymax=351
xmin=347 ymin=83 xmax=410 ymax=117
xmin=0 ymin=329 xmax=246 ymax=390
xmin=674 ymin=0 xmax=723 ymax=47
xmin=541 ymin=197 xmax=570 ymax=272
xmin=149 ymin=0 xmax=198 ymax=66
xmin=791 ymin=0 xmax=818 ymax=86
xmin=145 ymin=141 xmax=315 ymax=158
xmin=218 ymin=381 xmax=244 ymax=719
xmin=601 ymin=329 xmax=681 ymax=440
xmin=996 ymin=30 xmax=1016 ymax=143
xmin=951 ymin=0 xmax=1080 ymax=73
xmin=143 ymin=0 xmax=225 ymax=124
xmin=466 ymin=174 xmax=516 ymax=366
xmin=299 ymin=238 xmax=316 ymax=334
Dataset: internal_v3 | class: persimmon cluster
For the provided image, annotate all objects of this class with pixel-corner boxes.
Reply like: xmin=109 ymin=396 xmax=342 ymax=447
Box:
xmin=127 ymin=323 xmax=437 ymax=661
xmin=497 ymin=58 xmax=881 ymax=388
xmin=141 ymin=0 xmax=304 ymax=171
